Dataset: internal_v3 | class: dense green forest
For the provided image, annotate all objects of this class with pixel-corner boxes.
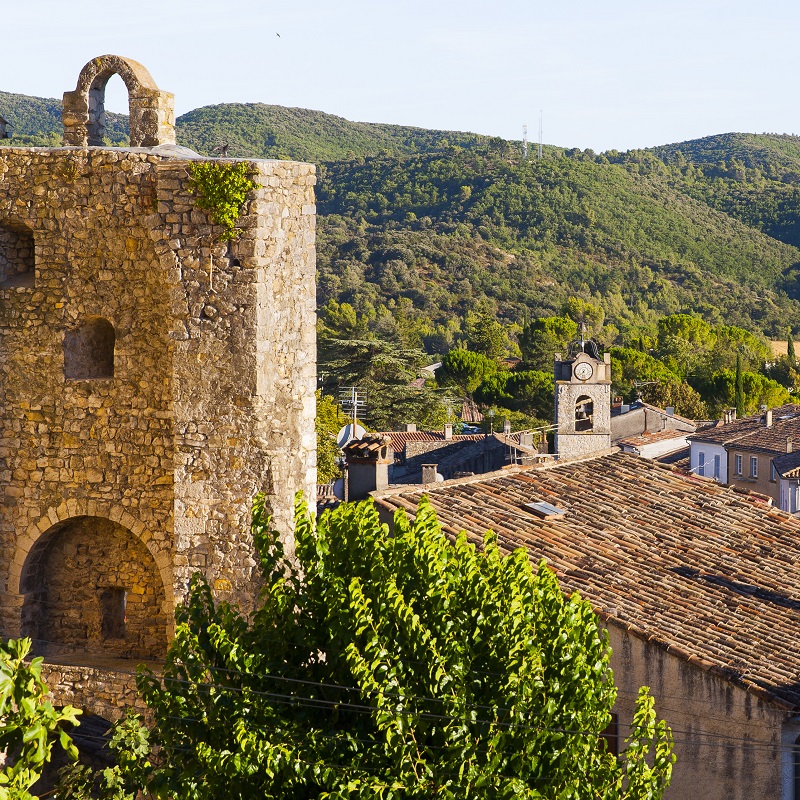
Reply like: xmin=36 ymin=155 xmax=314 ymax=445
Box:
xmin=4 ymin=91 xmax=800 ymax=438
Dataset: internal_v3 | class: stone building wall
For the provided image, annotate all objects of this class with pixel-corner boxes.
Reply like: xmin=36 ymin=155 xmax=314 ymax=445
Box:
xmin=607 ymin=624 xmax=792 ymax=800
xmin=0 ymin=145 xmax=317 ymax=672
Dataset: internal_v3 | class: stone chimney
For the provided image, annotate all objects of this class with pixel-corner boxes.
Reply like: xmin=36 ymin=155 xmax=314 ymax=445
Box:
xmin=766 ymin=409 xmax=773 ymax=428
xmin=421 ymin=464 xmax=439 ymax=485
xmin=788 ymin=438 xmax=794 ymax=454
xmin=405 ymin=423 xmax=417 ymax=433
xmin=343 ymin=434 xmax=393 ymax=501
xmin=443 ymin=423 xmax=453 ymax=440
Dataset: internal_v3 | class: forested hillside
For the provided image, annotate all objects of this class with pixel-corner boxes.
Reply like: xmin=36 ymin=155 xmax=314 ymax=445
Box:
xmin=316 ymin=143 xmax=800 ymax=341
xmin=176 ymin=103 xmax=490 ymax=162
xmin=5 ymin=90 xmax=800 ymax=434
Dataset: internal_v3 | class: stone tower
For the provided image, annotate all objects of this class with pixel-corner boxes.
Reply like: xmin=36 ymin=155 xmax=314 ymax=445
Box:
xmin=553 ymin=340 xmax=612 ymax=459
xmin=0 ymin=56 xmax=316 ymax=716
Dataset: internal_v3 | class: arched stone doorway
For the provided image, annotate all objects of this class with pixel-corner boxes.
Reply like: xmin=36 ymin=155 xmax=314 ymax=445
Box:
xmin=62 ymin=55 xmax=175 ymax=147
xmin=20 ymin=516 xmax=169 ymax=660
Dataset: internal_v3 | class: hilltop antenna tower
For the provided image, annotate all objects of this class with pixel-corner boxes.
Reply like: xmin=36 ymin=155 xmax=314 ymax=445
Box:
xmin=522 ymin=124 xmax=528 ymax=160
xmin=538 ymin=110 xmax=543 ymax=160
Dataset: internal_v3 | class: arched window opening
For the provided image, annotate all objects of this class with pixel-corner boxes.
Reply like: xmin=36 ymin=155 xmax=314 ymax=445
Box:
xmin=0 ymin=220 xmax=34 ymax=289
xmin=87 ymin=72 xmax=130 ymax=146
xmin=20 ymin=516 xmax=167 ymax=660
xmin=64 ymin=317 xmax=115 ymax=380
xmin=575 ymin=395 xmax=594 ymax=432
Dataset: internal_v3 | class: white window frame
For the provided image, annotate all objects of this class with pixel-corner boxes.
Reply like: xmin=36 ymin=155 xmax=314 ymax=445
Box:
xmin=713 ymin=454 xmax=721 ymax=480
xmin=772 ymin=461 xmax=778 ymax=482
xmin=750 ymin=456 xmax=758 ymax=478
xmin=735 ymin=454 xmax=743 ymax=476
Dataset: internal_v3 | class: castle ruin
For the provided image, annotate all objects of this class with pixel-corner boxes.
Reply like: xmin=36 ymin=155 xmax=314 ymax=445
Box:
xmin=0 ymin=56 xmax=316 ymax=718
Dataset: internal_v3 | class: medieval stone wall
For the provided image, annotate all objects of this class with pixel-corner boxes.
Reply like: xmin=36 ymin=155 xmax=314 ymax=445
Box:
xmin=0 ymin=145 xmax=317 ymax=668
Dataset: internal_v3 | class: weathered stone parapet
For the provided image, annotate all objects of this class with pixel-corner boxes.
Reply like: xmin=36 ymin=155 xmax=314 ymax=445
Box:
xmin=63 ymin=55 xmax=175 ymax=147
xmin=40 ymin=661 xmax=153 ymax=722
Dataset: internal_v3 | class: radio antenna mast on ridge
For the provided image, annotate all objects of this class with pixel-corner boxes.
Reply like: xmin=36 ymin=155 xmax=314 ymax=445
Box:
xmin=538 ymin=110 xmax=543 ymax=160
xmin=522 ymin=124 xmax=528 ymax=160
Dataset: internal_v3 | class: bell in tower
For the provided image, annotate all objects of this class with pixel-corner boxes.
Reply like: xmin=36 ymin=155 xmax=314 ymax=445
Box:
xmin=553 ymin=332 xmax=612 ymax=459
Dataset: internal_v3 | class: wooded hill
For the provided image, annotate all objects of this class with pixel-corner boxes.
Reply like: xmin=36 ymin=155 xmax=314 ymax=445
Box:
xmin=2 ymin=92 xmax=800 ymax=342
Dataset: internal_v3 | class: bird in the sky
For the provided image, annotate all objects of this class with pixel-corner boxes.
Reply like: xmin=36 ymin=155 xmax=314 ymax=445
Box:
xmin=276 ymin=32 xmax=281 ymax=37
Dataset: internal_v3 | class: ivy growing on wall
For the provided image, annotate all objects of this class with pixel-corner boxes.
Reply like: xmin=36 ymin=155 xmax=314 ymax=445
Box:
xmin=187 ymin=161 xmax=259 ymax=241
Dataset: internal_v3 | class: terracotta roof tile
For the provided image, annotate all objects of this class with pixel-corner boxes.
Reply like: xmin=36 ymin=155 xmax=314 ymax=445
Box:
xmin=617 ymin=429 xmax=690 ymax=448
xmin=373 ymin=451 xmax=800 ymax=710
xmin=689 ymin=404 xmax=800 ymax=447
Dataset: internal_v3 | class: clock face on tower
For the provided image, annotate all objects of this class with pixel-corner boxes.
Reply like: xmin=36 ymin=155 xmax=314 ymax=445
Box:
xmin=573 ymin=362 xmax=593 ymax=381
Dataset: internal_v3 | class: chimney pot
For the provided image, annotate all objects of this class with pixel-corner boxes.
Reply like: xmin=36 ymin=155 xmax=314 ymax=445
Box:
xmin=405 ymin=423 xmax=417 ymax=433
xmin=443 ymin=423 xmax=453 ymax=440
xmin=421 ymin=464 xmax=438 ymax=485
xmin=766 ymin=409 xmax=773 ymax=428
xmin=788 ymin=438 xmax=794 ymax=454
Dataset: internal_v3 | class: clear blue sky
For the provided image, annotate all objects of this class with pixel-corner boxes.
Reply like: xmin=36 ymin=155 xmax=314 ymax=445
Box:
xmin=6 ymin=0 xmax=800 ymax=152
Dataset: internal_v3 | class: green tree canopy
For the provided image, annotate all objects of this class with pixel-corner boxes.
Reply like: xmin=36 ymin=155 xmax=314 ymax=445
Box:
xmin=123 ymin=496 xmax=674 ymax=799
xmin=519 ymin=316 xmax=578 ymax=371
xmin=694 ymin=368 xmax=791 ymax=417
xmin=475 ymin=370 xmax=554 ymax=419
xmin=562 ymin=297 xmax=605 ymax=337
xmin=0 ymin=638 xmax=81 ymax=800
xmin=437 ymin=348 xmax=499 ymax=398
xmin=465 ymin=313 xmax=510 ymax=360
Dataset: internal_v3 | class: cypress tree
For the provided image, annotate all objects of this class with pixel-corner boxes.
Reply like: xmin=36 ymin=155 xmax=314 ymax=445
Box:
xmin=788 ymin=329 xmax=796 ymax=364
xmin=735 ymin=351 xmax=745 ymax=418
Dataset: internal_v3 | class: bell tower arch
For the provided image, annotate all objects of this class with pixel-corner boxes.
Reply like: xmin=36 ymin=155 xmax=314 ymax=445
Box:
xmin=62 ymin=54 xmax=175 ymax=147
xmin=554 ymin=336 xmax=612 ymax=459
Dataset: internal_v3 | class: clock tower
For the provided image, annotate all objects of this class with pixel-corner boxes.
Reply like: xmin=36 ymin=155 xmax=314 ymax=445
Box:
xmin=554 ymin=338 xmax=612 ymax=459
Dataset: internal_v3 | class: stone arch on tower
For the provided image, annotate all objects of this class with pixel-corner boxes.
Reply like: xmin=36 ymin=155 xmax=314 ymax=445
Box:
xmin=62 ymin=55 xmax=175 ymax=147
xmin=8 ymin=502 xmax=174 ymax=659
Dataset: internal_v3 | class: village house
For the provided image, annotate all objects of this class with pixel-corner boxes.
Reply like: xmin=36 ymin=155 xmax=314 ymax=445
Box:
xmin=688 ymin=404 xmax=800 ymax=511
xmin=372 ymin=451 xmax=800 ymax=800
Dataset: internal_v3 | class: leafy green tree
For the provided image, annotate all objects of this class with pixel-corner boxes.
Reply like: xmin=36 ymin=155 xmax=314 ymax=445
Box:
xmin=318 ymin=334 xmax=450 ymax=430
xmin=437 ymin=349 xmax=499 ymax=398
xmin=465 ymin=313 xmax=509 ymax=360
xmin=118 ymin=496 xmax=674 ymax=799
xmin=316 ymin=391 xmax=346 ymax=484
xmin=734 ymin=352 xmax=745 ymax=418
xmin=475 ymin=370 xmax=554 ymax=419
xmin=519 ymin=316 xmax=578 ymax=371
xmin=56 ymin=711 xmax=152 ymax=800
xmin=706 ymin=325 xmax=771 ymax=374
xmin=694 ymin=368 xmax=791 ymax=417
xmin=0 ymin=638 xmax=81 ymax=800
xmin=639 ymin=381 xmax=708 ymax=421
xmin=562 ymin=297 xmax=604 ymax=336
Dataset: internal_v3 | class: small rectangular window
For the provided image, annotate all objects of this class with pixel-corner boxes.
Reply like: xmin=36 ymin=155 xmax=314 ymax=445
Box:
xmin=713 ymin=454 xmax=721 ymax=480
xmin=750 ymin=456 xmax=758 ymax=478
xmin=698 ymin=451 xmax=705 ymax=477
xmin=601 ymin=712 xmax=619 ymax=756
xmin=771 ymin=461 xmax=778 ymax=482
xmin=100 ymin=588 xmax=127 ymax=639
xmin=735 ymin=454 xmax=743 ymax=476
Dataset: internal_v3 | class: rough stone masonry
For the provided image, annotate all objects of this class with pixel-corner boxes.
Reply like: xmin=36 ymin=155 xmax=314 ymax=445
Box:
xmin=0 ymin=55 xmax=316 ymax=714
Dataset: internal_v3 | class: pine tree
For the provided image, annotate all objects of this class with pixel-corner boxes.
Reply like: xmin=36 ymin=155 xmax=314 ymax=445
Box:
xmin=788 ymin=329 xmax=796 ymax=365
xmin=735 ymin=351 xmax=746 ymax=418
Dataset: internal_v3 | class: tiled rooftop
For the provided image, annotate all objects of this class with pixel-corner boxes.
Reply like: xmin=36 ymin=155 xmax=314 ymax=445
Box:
xmin=374 ymin=450 xmax=800 ymax=710
xmin=617 ymin=428 xmax=690 ymax=449
xmin=689 ymin=404 xmax=800 ymax=448
xmin=378 ymin=431 xmax=484 ymax=454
